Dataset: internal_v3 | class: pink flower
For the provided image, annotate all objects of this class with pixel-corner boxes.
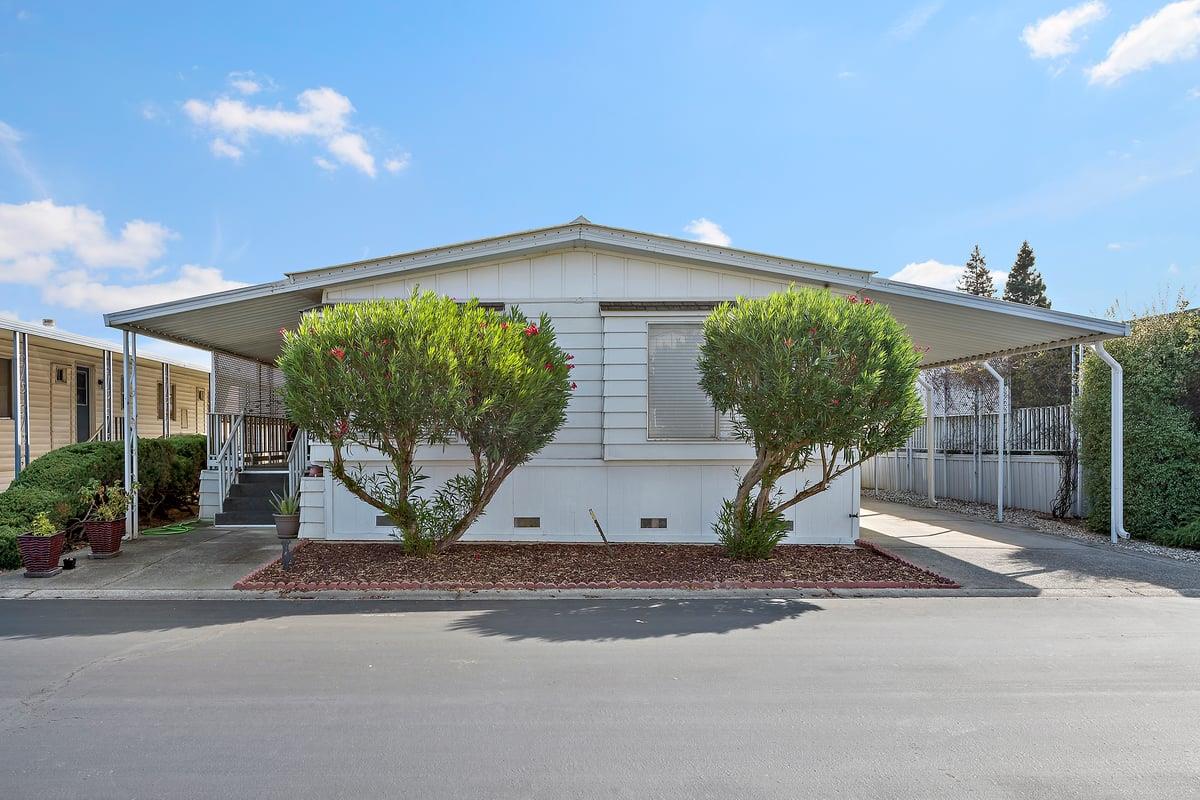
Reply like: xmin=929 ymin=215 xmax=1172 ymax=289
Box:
xmin=808 ymin=327 xmax=818 ymax=336
xmin=848 ymin=295 xmax=859 ymax=304
xmin=863 ymin=297 xmax=874 ymax=306
xmin=334 ymin=419 xmax=350 ymax=437
xmin=278 ymin=326 xmax=288 ymax=337
xmin=566 ymin=363 xmax=575 ymax=370
xmin=544 ymin=363 xmax=553 ymax=370
xmin=524 ymin=323 xmax=539 ymax=337
xmin=566 ymin=354 xmax=574 ymax=361
xmin=500 ymin=322 xmax=509 ymax=331
xmin=330 ymin=347 xmax=346 ymax=361
xmin=832 ymin=398 xmax=841 ymax=406
xmin=570 ymin=382 xmax=577 ymax=390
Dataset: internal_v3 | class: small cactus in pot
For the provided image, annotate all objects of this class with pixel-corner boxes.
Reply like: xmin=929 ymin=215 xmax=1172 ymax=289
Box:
xmin=270 ymin=491 xmax=301 ymax=539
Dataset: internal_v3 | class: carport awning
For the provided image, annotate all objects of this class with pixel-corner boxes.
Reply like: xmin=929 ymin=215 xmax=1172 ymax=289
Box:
xmin=104 ymin=221 xmax=1128 ymax=366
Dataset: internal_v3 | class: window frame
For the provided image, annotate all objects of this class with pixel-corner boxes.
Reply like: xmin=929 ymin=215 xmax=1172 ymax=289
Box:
xmin=645 ymin=321 xmax=737 ymax=443
xmin=0 ymin=356 xmax=11 ymax=419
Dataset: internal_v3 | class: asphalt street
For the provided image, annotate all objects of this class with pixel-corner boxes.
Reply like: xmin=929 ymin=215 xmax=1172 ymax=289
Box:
xmin=2 ymin=597 xmax=1198 ymax=799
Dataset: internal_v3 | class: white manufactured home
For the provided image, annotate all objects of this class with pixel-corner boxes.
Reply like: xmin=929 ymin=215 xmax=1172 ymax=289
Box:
xmin=104 ymin=219 xmax=1130 ymax=543
xmin=2 ymin=317 xmax=209 ymax=491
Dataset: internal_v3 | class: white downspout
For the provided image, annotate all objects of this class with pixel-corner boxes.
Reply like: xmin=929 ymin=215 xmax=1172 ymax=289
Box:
xmin=983 ymin=362 xmax=1005 ymax=523
xmin=916 ymin=376 xmax=936 ymax=504
xmin=1093 ymin=341 xmax=1130 ymax=543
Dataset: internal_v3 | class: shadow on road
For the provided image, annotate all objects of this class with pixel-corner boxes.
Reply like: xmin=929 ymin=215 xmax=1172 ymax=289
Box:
xmin=446 ymin=598 xmax=821 ymax=642
xmin=0 ymin=598 xmax=821 ymax=641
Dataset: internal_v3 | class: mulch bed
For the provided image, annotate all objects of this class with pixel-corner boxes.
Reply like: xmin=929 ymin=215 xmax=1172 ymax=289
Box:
xmin=235 ymin=540 xmax=957 ymax=591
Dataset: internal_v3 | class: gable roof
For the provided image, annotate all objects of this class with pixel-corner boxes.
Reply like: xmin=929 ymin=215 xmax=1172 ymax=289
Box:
xmin=104 ymin=217 xmax=1127 ymax=367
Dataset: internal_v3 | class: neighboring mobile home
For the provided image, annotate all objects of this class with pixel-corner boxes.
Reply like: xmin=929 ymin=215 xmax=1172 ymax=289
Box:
xmin=104 ymin=219 xmax=1129 ymax=543
xmin=2 ymin=317 xmax=209 ymax=491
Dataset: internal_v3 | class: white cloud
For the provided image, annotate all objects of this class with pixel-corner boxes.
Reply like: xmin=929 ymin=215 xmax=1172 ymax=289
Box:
xmin=1088 ymin=0 xmax=1200 ymax=86
xmin=183 ymin=86 xmax=385 ymax=177
xmin=227 ymin=70 xmax=274 ymax=96
xmin=836 ymin=70 xmax=856 ymax=79
xmin=683 ymin=218 xmax=731 ymax=247
xmin=891 ymin=260 xmax=1008 ymax=291
xmin=1190 ymin=86 xmax=1200 ymax=98
xmin=1022 ymin=1 xmax=1108 ymax=59
xmin=209 ymin=137 xmax=243 ymax=160
xmin=0 ymin=200 xmax=174 ymax=283
xmin=313 ymin=156 xmax=337 ymax=171
xmin=44 ymin=265 xmax=247 ymax=312
xmin=1107 ymin=242 xmax=1124 ymax=250
xmin=384 ymin=153 xmax=411 ymax=173
xmin=890 ymin=2 xmax=943 ymax=40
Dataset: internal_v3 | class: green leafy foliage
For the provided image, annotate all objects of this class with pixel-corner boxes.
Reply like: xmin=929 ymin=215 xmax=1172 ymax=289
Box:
xmin=698 ymin=287 xmax=925 ymax=557
xmin=1078 ymin=310 xmax=1200 ymax=538
xmin=0 ymin=435 xmax=206 ymax=533
xmin=78 ymin=480 xmax=134 ymax=522
xmin=28 ymin=511 xmax=58 ymax=536
xmin=1149 ymin=518 xmax=1200 ymax=549
xmin=269 ymin=491 xmax=301 ymax=516
xmin=0 ymin=527 xmax=19 ymax=570
xmin=713 ymin=496 xmax=790 ymax=560
xmin=277 ymin=292 xmax=571 ymax=554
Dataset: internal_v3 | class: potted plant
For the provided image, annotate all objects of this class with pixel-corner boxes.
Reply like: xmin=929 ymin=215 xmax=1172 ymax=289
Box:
xmin=271 ymin=491 xmax=301 ymax=539
xmin=78 ymin=480 xmax=133 ymax=559
xmin=18 ymin=511 xmax=66 ymax=577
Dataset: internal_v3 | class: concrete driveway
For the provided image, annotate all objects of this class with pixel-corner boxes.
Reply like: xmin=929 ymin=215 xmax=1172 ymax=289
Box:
xmin=860 ymin=501 xmax=1200 ymax=597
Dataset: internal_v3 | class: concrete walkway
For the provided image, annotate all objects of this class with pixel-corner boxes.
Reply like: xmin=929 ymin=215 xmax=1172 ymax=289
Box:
xmin=0 ymin=524 xmax=279 ymax=596
xmin=860 ymin=500 xmax=1200 ymax=597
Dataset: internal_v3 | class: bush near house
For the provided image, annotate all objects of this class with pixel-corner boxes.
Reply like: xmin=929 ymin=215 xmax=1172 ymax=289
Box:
xmin=1078 ymin=309 xmax=1200 ymax=546
xmin=698 ymin=287 xmax=925 ymax=558
xmin=0 ymin=525 xmax=20 ymax=570
xmin=0 ymin=434 xmax=207 ymax=568
xmin=278 ymin=292 xmax=572 ymax=555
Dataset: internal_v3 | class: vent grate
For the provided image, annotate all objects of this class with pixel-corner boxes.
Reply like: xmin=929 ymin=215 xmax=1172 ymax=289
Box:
xmin=640 ymin=518 xmax=668 ymax=529
xmin=514 ymin=517 xmax=541 ymax=528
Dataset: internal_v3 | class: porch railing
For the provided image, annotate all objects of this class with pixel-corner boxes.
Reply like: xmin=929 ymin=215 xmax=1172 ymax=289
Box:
xmin=213 ymin=413 xmax=246 ymax=506
xmin=286 ymin=429 xmax=309 ymax=497
xmin=208 ymin=413 xmax=290 ymax=466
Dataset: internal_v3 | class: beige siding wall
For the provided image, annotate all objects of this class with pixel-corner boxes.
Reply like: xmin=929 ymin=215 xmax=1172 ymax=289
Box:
xmin=1 ymin=327 xmax=208 ymax=491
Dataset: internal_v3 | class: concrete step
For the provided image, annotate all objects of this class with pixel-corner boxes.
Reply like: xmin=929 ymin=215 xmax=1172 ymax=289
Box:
xmin=236 ymin=471 xmax=289 ymax=486
xmin=214 ymin=510 xmax=277 ymax=526
xmin=220 ymin=495 xmax=281 ymax=514
xmin=228 ymin=481 xmax=286 ymax=499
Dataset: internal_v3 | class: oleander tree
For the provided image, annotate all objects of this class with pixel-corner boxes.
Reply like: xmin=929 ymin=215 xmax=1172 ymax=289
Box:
xmin=698 ymin=287 xmax=925 ymax=558
xmin=278 ymin=292 xmax=573 ymax=554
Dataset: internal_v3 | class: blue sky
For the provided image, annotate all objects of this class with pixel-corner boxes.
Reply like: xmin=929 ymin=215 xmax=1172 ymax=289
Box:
xmin=1 ymin=1 xmax=1198 ymax=363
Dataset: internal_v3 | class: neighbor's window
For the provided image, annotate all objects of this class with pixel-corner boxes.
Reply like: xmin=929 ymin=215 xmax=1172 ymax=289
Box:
xmin=647 ymin=324 xmax=737 ymax=441
xmin=0 ymin=357 xmax=11 ymax=418
xmin=156 ymin=382 xmax=164 ymax=419
xmin=169 ymin=384 xmax=177 ymax=422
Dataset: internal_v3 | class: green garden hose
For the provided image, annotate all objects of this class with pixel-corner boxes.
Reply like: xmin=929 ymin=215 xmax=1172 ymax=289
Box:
xmin=141 ymin=519 xmax=201 ymax=536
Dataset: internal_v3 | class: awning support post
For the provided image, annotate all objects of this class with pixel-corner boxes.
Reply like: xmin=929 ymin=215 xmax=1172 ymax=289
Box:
xmin=11 ymin=331 xmax=22 ymax=481
xmin=983 ymin=362 xmax=1005 ymax=523
xmin=123 ymin=332 xmax=140 ymax=539
xmin=916 ymin=375 xmax=936 ymax=504
xmin=1093 ymin=342 xmax=1130 ymax=543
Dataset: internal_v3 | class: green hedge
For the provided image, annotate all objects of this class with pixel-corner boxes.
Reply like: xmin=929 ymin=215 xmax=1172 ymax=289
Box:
xmin=1078 ymin=311 xmax=1200 ymax=542
xmin=0 ymin=434 xmax=208 ymax=534
xmin=0 ymin=526 xmax=19 ymax=570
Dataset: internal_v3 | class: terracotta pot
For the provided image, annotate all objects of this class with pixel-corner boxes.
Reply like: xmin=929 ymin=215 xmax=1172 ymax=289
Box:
xmin=84 ymin=518 xmax=125 ymax=558
xmin=18 ymin=531 xmax=65 ymax=577
xmin=274 ymin=514 xmax=301 ymax=539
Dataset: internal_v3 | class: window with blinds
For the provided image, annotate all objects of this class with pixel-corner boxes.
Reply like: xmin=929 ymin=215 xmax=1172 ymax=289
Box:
xmin=647 ymin=324 xmax=739 ymax=441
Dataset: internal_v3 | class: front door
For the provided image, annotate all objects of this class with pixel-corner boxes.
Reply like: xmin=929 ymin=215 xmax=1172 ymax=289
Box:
xmin=76 ymin=366 xmax=91 ymax=443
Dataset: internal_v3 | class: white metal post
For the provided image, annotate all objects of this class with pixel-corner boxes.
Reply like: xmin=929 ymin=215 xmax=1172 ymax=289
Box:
xmin=122 ymin=333 xmax=132 ymax=538
xmin=129 ymin=333 xmax=140 ymax=539
xmin=983 ymin=362 xmax=1005 ymax=522
xmin=11 ymin=331 xmax=22 ymax=480
xmin=20 ymin=332 xmax=29 ymax=467
xmin=1093 ymin=342 xmax=1130 ymax=543
xmin=916 ymin=375 xmax=936 ymax=503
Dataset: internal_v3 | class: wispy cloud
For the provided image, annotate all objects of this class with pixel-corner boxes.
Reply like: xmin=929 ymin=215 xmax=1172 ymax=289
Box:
xmin=209 ymin=137 xmax=242 ymax=160
xmin=0 ymin=120 xmax=49 ymax=198
xmin=227 ymin=70 xmax=275 ymax=96
xmin=889 ymin=2 xmax=943 ymax=40
xmin=384 ymin=154 xmax=411 ymax=173
xmin=1089 ymin=0 xmax=1200 ymax=86
xmin=1022 ymin=1 xmax=1108 ymax=60
xmin=683 ymin=218 xmax=731 ymax=247
xmin=183 ymin=85 xmax=389 ymax=177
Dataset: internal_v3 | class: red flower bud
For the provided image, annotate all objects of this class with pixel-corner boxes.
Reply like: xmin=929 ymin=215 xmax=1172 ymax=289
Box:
xmin=544 ymin=363 xmax=553 ymax=370
xmin=566 ymin=354 xmax=574 ymax=361
xmin=278 ymin=326 xmax=288 ymax=337
xmin=570 ymin=382 xmax=577 ymax=390
xmin=500 ymin=322 xmax=509 ymax=330
xmin=848 ymin=295 xmax=859 ymax=303
xmin=863 ymin=297 xmax=874 ymax=306
xmin=330 ymin=347 xmax=346 ymax=361
xmin=566 ymin=363 xmax=574 ymax=369
xmin=524 ymin=323 xmax=539 ymax=336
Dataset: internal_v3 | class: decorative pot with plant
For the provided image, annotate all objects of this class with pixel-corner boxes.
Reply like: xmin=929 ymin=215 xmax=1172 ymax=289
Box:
xmin=18 ymin=511 xmax=66 ymax=578
xmin=78 ymin=480 xmax=134 ymax=559
xmin=271 ymin=491 xmax=301 ymax=539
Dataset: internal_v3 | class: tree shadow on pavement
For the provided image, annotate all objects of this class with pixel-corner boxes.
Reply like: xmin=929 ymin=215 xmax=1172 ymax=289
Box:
xmin=445 ymin=598 xmax=822 ymax=642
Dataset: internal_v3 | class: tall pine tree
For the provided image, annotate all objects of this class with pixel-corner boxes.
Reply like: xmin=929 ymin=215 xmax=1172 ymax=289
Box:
xmin=1003 ymin=241 xmax=1050 ymax=308
xmin=957 ymin=245 xmax=995 ymax=297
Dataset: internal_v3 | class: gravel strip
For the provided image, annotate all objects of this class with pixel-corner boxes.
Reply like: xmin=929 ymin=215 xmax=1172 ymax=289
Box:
xmin=864 ymin=489 xmax=1200 ymax=565
xmin=237 ymin=541 xmax=956 ymax=590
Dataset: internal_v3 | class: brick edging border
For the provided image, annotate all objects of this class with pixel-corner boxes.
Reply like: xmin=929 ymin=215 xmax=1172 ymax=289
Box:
xmin=233 ymin=540 xmax=960 ymax=592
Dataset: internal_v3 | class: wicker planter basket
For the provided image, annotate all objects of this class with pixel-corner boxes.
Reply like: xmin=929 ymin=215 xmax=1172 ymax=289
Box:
xmin=84 ymin=518 xmax=125 ymax=558
xmin=18 ymin=531 xmax=66 ymax=577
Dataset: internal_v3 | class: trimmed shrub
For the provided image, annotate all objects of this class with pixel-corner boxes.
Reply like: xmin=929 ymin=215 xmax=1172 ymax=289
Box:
xmin=0 ymin=485 xmax=72 ymax=530
xmin=1150 ymin=519 xmax=1200 ymax=549
xmin=9 ymin=441 xmax=124 ymax=518
xmin=0 ymin=526 xmax=18 ymax=570
xmin=1078 ymin=310 xmax=1200 ymax=538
